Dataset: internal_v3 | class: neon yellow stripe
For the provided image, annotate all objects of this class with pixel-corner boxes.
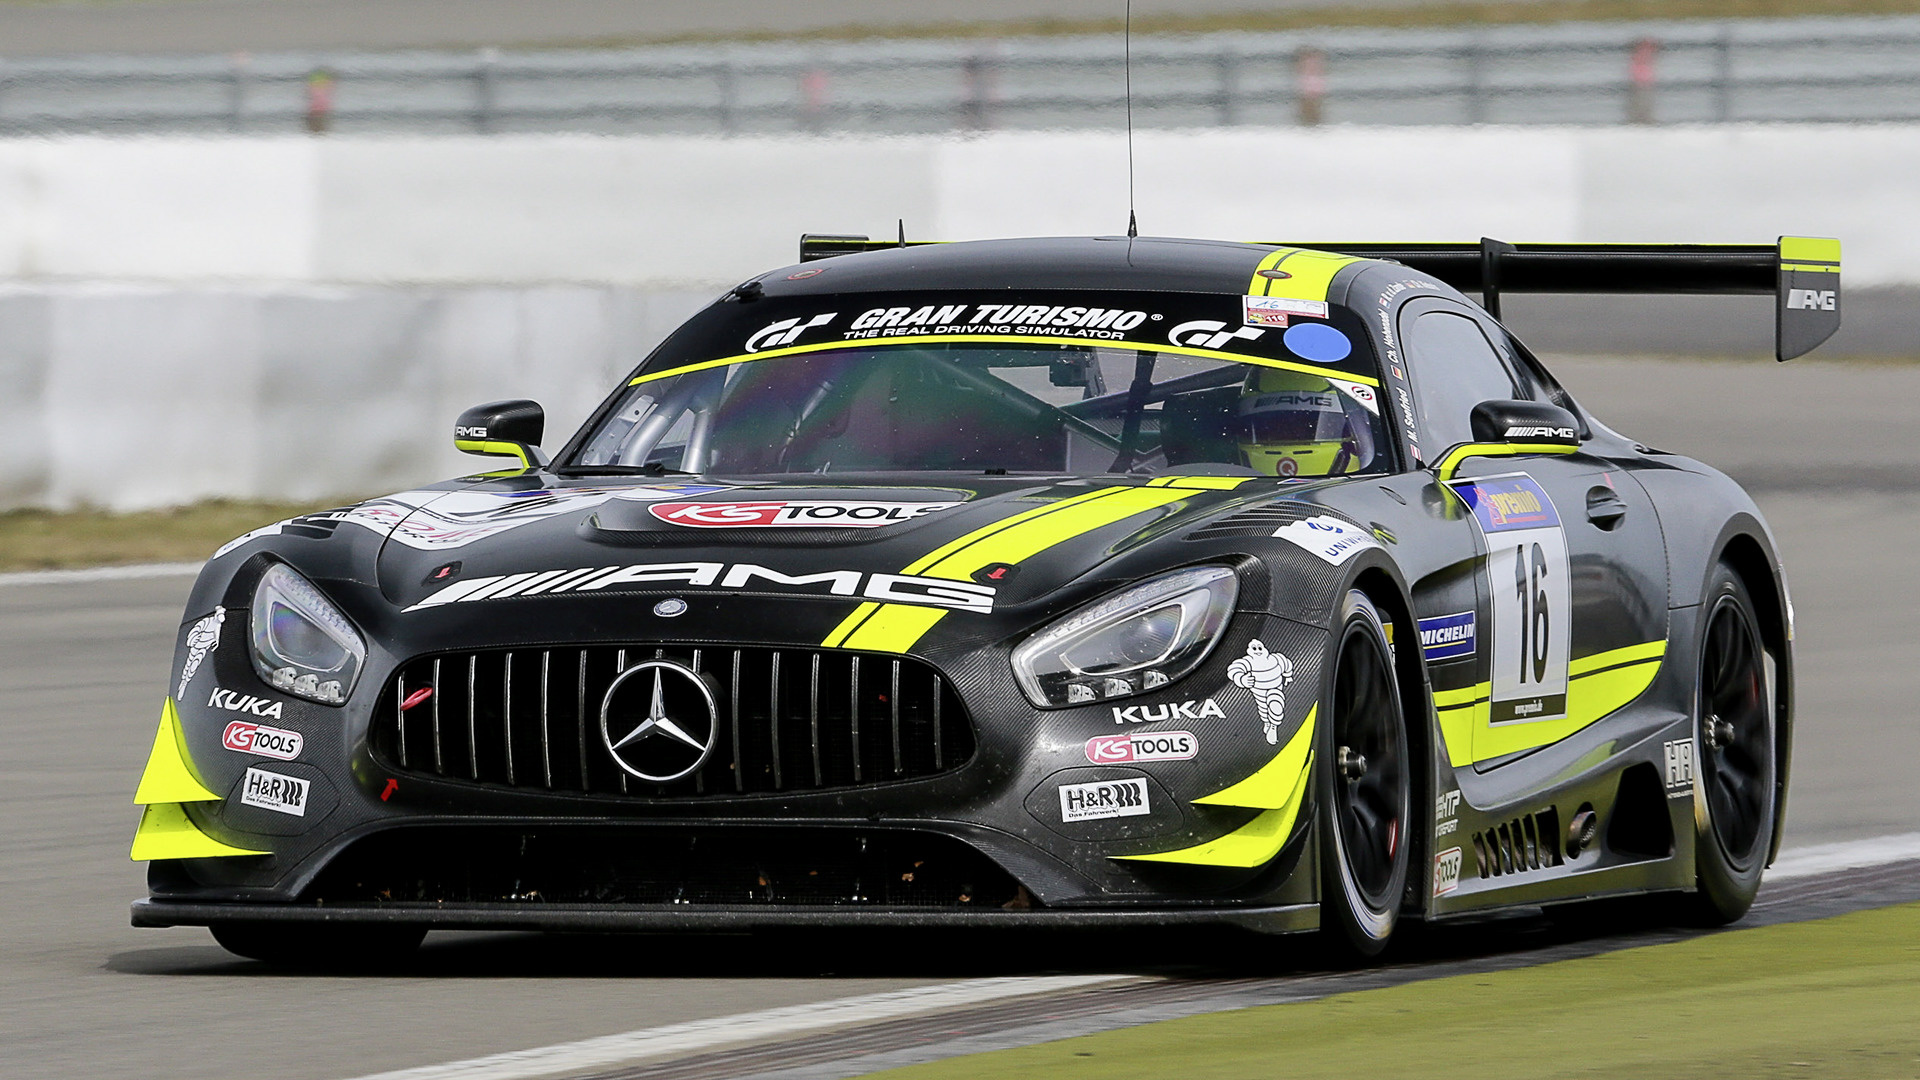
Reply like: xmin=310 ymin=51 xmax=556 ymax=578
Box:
xmin=832 ymin=486 xmax=1197 ymax=654
xmin=1780 ymin=236 xmax=1841 ymax=265
xmin=1194 ymin=705 xmax=1316 ymax=810
xmin=821 ymin=489 xmax=1128 ymax=648
xmin=1429 ymin=640 xmax=1669 ymax=766
xmin=1780 ymin=263 xmax=1840 ymax=274
xmin=1571 ymin=639 xmax=1665 ymax=676
xmin=1145 ymin=475 xmax=1258 ymax=490
xmin=133 ymin=698 xmax=219 ymax=805
xmin=1434 ymin=441 xmax=1578 ymax=482
xmin=1119 ymin=712 xmax=1317 ymax=868
xmin=1246 ymin=247 xmax=1363 ymax=301
xmin=631 ymin=335 xmax=1378 ymax=388
xmin=454 ymin=439 xmax=533 ymax=469
xmin=131 ymin=802 xmax=267 ymax=861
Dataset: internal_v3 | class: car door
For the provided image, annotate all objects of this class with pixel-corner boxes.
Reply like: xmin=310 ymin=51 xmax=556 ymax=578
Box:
xmin=1397 ymin=297 xmax=1667 ymax=769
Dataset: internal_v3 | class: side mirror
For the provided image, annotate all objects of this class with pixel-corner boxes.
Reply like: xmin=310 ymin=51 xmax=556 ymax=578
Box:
xmin=1434 ymin=399 xmax=1580 ymax=481
xmin=454 ymin=399 xmax=548 ymax=470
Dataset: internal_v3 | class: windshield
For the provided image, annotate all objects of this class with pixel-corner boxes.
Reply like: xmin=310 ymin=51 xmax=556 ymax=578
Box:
xmin=568 ymin=289 xmax=1388 ymax=479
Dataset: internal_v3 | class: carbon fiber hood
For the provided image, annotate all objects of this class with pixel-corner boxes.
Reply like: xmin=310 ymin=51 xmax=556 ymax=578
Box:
xmin=366 ymin=472 xmax=1289 ymax=654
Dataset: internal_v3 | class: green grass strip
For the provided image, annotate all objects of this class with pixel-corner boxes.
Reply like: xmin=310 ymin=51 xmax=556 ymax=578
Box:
xmin=0 ymin=498 xmax=354 ymax=573
xmin=869 ymin=901 xmax=1920 ymax=1080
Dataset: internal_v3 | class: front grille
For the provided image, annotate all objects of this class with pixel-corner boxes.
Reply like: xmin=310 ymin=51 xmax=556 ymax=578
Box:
xmin=302 ymin=825 xmax=1025 ymax=908
xmin=369 ymin=645 xmax=975 ymax=799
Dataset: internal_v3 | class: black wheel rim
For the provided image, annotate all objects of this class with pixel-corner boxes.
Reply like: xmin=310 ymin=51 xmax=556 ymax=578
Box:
xmin=1331 ymin=623 xmax=1407 ymax=909
xmin=1700 ymin=594 xmax=1772 ymax=869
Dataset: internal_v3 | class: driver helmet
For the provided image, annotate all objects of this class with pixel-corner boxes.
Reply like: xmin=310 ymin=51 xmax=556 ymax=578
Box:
xmin=1236 ymin=368 xmax=1373 ymax=478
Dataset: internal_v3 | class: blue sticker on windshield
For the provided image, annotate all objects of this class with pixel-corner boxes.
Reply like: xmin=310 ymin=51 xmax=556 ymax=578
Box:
xmin=1283 ymin=323 xmax=1352 ymax=363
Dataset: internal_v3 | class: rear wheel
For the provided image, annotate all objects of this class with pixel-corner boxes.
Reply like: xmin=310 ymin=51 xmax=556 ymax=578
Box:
xmin=210 ymin=922 xmax=427 ymax=969
xmin=1319 ymin=590 xmax=1412 ymax=958
xmin=1684 ymin=563 xmax=1777 ymax=924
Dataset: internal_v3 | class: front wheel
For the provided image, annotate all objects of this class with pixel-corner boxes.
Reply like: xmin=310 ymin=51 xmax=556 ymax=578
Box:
xmin=1683 ymin=563 xmax=1778 ymax=924
xmin=1318 ymin=590 xmax=1412 ymax=958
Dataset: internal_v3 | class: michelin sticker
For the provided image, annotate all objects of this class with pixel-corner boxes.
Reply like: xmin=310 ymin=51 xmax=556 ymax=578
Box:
xmin=1271 ymin=515 xmax=1380 ymax=566
xmin=1229 ymin=640 xmax=1295 ymax=745
xmin=1418 ymin=611 xmax=1477 ymax=662
xmin=177 ymin=607 xmax=224 ymax=699
xmin=1058 ymin=778 xmax=1151 ymax=822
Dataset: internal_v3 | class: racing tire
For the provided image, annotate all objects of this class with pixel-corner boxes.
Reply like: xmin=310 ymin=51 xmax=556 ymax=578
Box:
xmin=210 ymin=922 xmax=427 ymax=969
xmin=1682 ymin=563 xmax=1778 ymax=925
xmin=1318 ymin=590 xmax=1413 ymax=958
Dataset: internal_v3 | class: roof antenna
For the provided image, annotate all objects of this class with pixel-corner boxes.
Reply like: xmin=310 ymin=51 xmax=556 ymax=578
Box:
xmin=1124 ymin=0 xmax=1138 ymax=239
xmin=897 ymin=218 xmax=907 ymax=248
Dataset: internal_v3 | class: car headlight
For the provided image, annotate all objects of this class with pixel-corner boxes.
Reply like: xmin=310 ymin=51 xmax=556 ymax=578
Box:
xmin=1011 ymin=566 xmax=1238 ymax=708
xmin=249 ymin=563 xmax=365 ymax=705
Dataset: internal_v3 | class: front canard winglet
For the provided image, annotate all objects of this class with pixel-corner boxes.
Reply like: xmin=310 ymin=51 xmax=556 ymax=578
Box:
xmin=132 ymin=698 xmax=219 ymax=805
xmin=1114 ymin=706 xmax=1316 ymax=868
xmin=130 ymin=803 xmax=266 ymax=861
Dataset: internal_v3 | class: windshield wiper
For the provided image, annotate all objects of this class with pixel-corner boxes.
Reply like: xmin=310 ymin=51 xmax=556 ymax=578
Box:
xmin=554 ymin=463 xmax=693 ymax=477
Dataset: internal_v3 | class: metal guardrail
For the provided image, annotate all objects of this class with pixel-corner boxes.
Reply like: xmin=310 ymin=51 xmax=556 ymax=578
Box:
xmin=2 ymin=15 xmax=1918 ymax=136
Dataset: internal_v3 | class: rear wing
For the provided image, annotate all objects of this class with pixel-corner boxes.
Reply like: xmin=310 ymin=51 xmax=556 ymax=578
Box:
xmin=797 ymin=234 xmax=1841 ymax=361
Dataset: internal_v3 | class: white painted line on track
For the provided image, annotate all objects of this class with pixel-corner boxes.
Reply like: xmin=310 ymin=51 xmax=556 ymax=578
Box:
xmin=1767 ymin=831 xmax=1920 ymax=880
xmin=0 ymin=561 xmax=201 ymax=587
xmin=338 ymin=974 xmax=1139 ymax=1080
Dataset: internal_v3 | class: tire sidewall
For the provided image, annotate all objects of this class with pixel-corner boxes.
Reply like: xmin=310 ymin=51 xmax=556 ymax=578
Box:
xmin=1317 ymin=589 xmax=1412 ymax=956
xmin=1692 ymin=564 xmax=1776 ymax=922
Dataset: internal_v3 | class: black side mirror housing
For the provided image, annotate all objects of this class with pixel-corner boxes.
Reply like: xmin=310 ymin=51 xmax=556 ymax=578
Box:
xmin=1435 ymin=399 xmax=1581 ymax=480
xmin=454 ymin=399 xmax=548 ymax=470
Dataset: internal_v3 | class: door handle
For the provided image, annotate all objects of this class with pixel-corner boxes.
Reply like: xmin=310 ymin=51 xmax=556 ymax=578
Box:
xmin=1585 ymin=486 xmax=1628 ymax=529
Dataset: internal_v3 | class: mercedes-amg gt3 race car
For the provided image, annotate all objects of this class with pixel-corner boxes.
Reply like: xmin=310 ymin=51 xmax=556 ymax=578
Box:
xmin=130 ymin=233 xmax=1840 ymax=962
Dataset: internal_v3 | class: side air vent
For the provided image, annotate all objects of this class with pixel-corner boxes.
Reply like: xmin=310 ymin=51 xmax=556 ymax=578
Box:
xmin=1471 ymin=805 xmax=1565 ymax=879
xmin=1186 ymin=503 xmax=1319 ymax=541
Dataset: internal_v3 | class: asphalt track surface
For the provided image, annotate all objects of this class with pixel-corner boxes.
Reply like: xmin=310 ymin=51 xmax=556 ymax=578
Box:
xmin=2 ymin=353 xmax=1917 ymax=1079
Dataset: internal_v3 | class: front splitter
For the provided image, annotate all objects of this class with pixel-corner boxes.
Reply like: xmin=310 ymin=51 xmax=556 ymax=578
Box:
xmin=132 ymin=898 xmax=1319 ymax=935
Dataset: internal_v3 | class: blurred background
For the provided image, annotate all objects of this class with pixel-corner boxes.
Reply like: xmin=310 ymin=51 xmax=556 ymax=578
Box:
xmin=0 ymin=0 xmax=1917 ymax=512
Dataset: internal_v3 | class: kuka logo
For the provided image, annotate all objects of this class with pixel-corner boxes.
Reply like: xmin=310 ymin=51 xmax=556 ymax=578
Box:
xmin=210 ymin=687 xmax=284 ymax=719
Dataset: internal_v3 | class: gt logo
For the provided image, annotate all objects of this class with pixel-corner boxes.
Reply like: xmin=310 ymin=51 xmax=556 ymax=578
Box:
xmin=1434 ymin=846 xmax=1463 ymax=896
xmin=1786 ymin=288 xmax=1836 ymax=311
xmin=746 ymin=312 xmax=837 ymax=352
xmin=1168 ymin=320 xmax=1265 ymax=350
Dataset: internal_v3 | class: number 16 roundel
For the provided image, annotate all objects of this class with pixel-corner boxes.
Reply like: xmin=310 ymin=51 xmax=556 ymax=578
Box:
xmin=1453 ymin=474 xmax=1571 ymax=725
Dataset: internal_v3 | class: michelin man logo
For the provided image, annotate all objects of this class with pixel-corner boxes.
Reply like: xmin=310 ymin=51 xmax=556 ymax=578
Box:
xmin=1228 ymin=639 xmax=1295 ymax=744
xmin=177 ymin=606 xmax=225 ymax=700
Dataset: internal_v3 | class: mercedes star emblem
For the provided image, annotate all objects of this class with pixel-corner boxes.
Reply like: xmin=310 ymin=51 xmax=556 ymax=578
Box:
xmin=599 ymin=659 xmax=719 ymax=782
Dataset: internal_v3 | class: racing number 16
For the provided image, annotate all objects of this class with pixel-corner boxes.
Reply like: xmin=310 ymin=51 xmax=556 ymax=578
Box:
xmin=1514 ymin=543 xmax=1550 ymax=684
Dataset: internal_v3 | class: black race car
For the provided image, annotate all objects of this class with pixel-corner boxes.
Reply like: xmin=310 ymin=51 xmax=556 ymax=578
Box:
xmin=131 ymin=233 xmax=1840 ymax=962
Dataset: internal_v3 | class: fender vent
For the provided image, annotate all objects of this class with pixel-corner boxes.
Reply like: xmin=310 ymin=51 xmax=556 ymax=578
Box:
xmin=1471 ymin=806 xmax=1564 ymax=879
xmin=1186 ymin=503 xmax=1319 ymax=541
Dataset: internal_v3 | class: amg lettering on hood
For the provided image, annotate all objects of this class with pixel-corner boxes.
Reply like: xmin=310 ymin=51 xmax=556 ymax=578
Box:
xmin=406 ymin=561 xmax=997 ymax=613
xmin=649 ymin=500 xmax=955 ymax=529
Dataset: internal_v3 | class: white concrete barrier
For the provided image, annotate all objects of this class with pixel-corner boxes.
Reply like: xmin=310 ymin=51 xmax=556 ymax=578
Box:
xmin=0 ymin=125 xmax=1913 ymax=510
